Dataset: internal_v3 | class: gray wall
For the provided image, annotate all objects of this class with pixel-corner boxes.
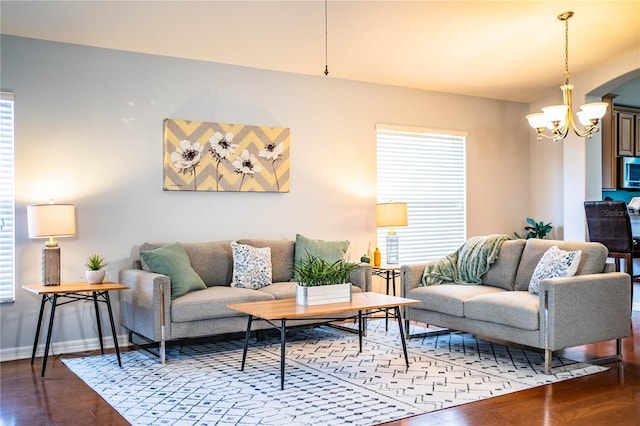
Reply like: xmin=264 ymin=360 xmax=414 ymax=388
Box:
xmin=0 ymin=35 xmax=530 ymax=360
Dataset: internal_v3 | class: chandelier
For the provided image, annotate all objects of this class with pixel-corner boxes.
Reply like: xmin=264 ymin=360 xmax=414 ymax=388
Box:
xmin=526 ymin=11 xmax=608 ymax=142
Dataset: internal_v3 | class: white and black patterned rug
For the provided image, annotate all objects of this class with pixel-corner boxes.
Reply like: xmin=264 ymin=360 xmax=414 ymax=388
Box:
xmin=62 ymin=320 xmax=606 ymax=425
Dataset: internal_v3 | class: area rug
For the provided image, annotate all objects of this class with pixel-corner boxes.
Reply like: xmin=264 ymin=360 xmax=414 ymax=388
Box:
xmin=63 ymin=320 xmax=606 ymax=425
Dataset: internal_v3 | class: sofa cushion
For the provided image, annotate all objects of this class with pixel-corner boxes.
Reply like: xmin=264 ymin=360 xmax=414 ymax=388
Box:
xmin=171 ymin=286 xmax=275 ymax=322
xmin=480 ymin=239 xmax=526 ymax=290
xmin=141 ymin=241 xmax=233 ymax=287
xmin=406 ymin=284 xmax=505 ymax=317
xmin=294 ymin=234 xmax=349 ymax=280
xmin=513 ymin=239 xmax=608 ymax=291
xmin=258 ymin=281 xmax=364 ymax=300
xmin=237 ymin=239 xmax=295 ymax=282
xmin=464 ymin=291 xmax=539 ymax=330
xmin=230 ymin=242 xmax=272 ymax=289
xmin=528 ymin=245 xmax=582 ymax=295
xmin=140 ymin=242 xmax=206 ymax=299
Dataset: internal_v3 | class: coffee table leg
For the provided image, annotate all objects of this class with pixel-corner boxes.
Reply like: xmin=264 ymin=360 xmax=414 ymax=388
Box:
xmin=241 ymin=315 xmax=253 ymax=371
xmin=358 ymin=310 xmax=363 ymax=353
xmin=280 ymin=319 xmax=286 ymax=390
xmin=395 ymin=306 xmax=410 ymax=369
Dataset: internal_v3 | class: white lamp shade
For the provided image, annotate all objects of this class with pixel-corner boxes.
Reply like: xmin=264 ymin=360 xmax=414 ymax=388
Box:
xmin=576 ymin=110 xmax=592 ymax=126
xmin=376 ymin=202 xmax=408 ymax=228
xmin=579 ymin=102 xmax=608 ymax=120
xmin=526 ymin=113 xmax=546 ymax=129
xmin=542 ymin=104 xmax=569 ymax=124
xmin=27 ymin=204 xmax=76 ymax=238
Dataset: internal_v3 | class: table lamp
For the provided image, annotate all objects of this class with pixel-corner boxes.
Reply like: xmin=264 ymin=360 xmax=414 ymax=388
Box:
xmin=376 ymin=202 xmax=408 ymax=265
xmin=27 ymin=202 xmax=76 ymax=285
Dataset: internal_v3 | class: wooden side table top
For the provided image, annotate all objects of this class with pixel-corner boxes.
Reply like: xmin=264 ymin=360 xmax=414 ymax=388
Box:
xmin=228 ymin=291 xmax=419 ymax=320
xmin=371 ymin=265 xmax=401 ymax=271
xmin=22 ymin=281 xmax=129 ymax=295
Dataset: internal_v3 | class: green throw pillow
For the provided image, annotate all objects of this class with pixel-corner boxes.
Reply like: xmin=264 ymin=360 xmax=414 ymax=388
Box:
xmin=293 ymin=234 xmax=350 ymax=281
xmin=140 ymin=242 xmax=206 ymax=299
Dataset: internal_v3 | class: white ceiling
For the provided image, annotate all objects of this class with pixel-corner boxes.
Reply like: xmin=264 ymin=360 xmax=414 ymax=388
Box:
xmin=1 ymin=1 xmax=638 ymax=103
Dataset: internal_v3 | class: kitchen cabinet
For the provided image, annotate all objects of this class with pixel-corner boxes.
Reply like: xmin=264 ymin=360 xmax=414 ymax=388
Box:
xmin=615 ymin=106 xmax=640 ymax=157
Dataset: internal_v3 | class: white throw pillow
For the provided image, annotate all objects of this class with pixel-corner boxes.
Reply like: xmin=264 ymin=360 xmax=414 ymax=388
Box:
xmin=528 ymin=245 xmax=582 ymax=295
xmin=230 ymin=242 xmax=272 ymax=289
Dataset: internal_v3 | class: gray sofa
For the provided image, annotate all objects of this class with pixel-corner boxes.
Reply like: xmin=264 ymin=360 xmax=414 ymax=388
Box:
xmin=119 ymin=239 xmax=372 ymax=362
xmin=401 ymin=238 xmax=632 ymax=372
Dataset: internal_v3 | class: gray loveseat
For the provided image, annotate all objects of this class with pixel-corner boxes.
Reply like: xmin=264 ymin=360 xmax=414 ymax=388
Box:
xmin=401 ymin=238 xmax=632 ymax=372
xmin=119 ymin=239 xmax=372 ymax=362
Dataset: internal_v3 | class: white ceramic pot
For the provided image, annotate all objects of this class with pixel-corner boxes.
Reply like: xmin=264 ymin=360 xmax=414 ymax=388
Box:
xmin=86 ymin=269 xmax=106 ymax=284
xmin=296 ymin=283 xmax=352 ymax=306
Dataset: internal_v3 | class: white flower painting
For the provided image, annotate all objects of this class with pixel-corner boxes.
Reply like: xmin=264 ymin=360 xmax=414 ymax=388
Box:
xmin=163 ymin=119 xmax=290 ymax=192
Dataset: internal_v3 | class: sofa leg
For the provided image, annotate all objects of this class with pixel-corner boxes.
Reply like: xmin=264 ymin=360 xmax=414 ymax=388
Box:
xmin=544 ymin=349 xmax=552 ymax=374
xmin=160 ymin=284 xmax=166 ymax=364
xmin=617 ymin=337 xmax=623 ymax=359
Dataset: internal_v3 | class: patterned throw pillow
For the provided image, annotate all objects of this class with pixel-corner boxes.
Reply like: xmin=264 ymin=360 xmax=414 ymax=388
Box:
xmin=230 ymin=242 xmax=272 ymax=289
xmin=528 ymin=245 xmax=582 ymax=295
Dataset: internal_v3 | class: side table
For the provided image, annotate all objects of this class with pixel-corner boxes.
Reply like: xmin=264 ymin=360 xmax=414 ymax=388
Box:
xmin=371 ymin=266 xmax=401 ymax=330
xmin=22 ymin=281 xmax=130 ymax=377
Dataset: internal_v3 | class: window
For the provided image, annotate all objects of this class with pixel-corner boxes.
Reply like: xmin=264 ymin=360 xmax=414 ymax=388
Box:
xmin=376 ymin=124 xmax=466 ymax=264
xmin=1 ymin=92 xmax=15 ymax=303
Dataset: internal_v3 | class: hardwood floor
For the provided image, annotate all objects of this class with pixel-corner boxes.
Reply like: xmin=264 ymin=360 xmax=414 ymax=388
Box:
xmin=1 ymin=314 xmax=638 ymax=426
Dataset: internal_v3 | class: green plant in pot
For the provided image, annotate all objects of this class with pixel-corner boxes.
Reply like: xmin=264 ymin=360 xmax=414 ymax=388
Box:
xmin=85 ymin=254 xmax=107 ymax=284
xmin=293 ymin=253 xmax=361 ymax=306
xmin=514 ymin=217 xmax=553 ymax=239
xmin=293 ymin=253 xmax=360 ymax=286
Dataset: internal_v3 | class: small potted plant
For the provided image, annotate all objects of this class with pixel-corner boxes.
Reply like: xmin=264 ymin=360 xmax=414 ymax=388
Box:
xmin=85 ymin=254 xmax=107 ymax=284
xmin=293 ymin=253 xmax=361 ymax=306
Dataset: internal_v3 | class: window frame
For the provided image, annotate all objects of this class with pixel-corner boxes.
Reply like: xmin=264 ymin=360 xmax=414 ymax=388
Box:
xmin=376 ymin=124 xmax=467 ymax=265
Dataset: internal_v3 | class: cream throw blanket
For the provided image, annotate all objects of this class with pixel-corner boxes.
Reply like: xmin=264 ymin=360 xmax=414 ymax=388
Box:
xmin=420 ymin=234 xmax=511 ymax=286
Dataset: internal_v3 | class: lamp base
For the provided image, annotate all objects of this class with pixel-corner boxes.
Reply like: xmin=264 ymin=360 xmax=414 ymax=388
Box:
xmin=386 ymin=234 xmax=399 ymax=265
xmin=42 ymin=246 xmax=61 ymax=286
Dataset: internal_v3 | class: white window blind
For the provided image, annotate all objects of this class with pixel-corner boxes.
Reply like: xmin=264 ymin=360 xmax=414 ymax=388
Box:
xmin=0 ymin=92 xmax=15 ymax=303
xmin=376 ymin=124 xmax=466 ymax=265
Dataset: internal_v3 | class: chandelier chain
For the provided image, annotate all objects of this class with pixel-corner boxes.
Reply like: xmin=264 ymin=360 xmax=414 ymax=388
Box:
xmin=564 ymin=16 xmax=570 ymax=85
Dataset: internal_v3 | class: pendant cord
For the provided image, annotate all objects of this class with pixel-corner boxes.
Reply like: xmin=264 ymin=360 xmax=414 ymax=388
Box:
xmin=324 ymin=0 xmax=329 ymax=76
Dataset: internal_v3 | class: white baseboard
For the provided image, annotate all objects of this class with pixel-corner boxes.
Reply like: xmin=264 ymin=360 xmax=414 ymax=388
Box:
xmin=0 ymin=333 xmax=130 ymax=362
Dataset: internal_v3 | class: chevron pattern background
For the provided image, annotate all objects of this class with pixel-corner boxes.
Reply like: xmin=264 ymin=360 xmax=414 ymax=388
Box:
xmin=163 ymin=119 xmax=290 ymax=192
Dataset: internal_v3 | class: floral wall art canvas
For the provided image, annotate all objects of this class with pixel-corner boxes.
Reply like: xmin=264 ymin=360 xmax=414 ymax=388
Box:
xmin=163 ymin=119 xmax=290 ymax=192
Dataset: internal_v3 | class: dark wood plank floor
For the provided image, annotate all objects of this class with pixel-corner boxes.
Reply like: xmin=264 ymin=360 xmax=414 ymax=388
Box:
xmin=1 ymin=314 xmax=638 ymax=426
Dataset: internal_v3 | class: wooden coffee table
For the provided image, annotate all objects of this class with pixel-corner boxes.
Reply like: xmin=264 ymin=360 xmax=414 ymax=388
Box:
xmin=228 ymin=292 xmax=419 ymax=389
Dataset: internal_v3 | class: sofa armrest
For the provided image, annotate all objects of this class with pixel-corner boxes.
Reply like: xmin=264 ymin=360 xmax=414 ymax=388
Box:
xmin=119 ymin=268 xmax=172 ymax=343
xmin=400 ymin=260 xmax=442 ymax=296
xmin=350 ymin=265 xmax=372 ymax=292
xmin=541 ymin=271 xmax=631 ymax=351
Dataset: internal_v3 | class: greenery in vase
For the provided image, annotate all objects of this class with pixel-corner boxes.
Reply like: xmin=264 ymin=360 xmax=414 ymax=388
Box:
xmin=293 ymin=253 xmax=360 ymax=287
xmin=85 ymin=254 xmax=107 ymax=271
xmin=514 ymin=217 xmax=553 ymax=239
